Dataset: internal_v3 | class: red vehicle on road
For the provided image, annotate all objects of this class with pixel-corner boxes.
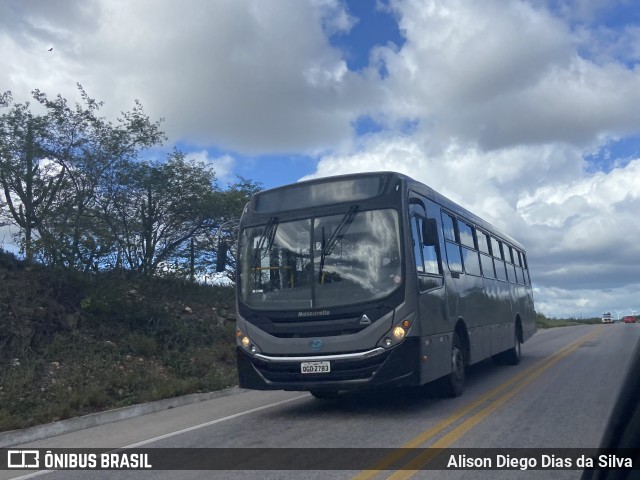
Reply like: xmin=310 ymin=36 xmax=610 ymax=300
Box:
xmin=623 ymin=316 xmax=636 ymax=323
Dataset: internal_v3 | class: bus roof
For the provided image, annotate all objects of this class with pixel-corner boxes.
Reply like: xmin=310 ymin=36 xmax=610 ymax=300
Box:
xmin=251 ymin=171 xmax=525 ymax=251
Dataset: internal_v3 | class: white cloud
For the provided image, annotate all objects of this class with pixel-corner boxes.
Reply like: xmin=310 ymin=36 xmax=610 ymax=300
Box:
xmin=518 ymin=159 xmax=640 ymax=228
xmin=311 ymin=0 xmax=359 ymax=35
xmin=0 ymin=0 xmax=379 ymax=154
xmin=367 ymin=0 xmax=640 ymax=151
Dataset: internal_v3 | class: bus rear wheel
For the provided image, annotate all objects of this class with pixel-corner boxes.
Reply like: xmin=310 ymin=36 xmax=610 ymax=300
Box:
xmin=502 ymin=328 xmax=521 ymax=365
xmin=443 ymin=332 xmax=465 ymax=397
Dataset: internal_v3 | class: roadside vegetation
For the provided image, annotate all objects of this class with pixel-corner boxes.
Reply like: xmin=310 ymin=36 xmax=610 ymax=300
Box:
xmin=536 ymin=312 xmax=601 ymax=329
xmin=0 ymin=249 xmax=238 ymax=432
xmin=0 ymin=86 xmax=257 ymax=432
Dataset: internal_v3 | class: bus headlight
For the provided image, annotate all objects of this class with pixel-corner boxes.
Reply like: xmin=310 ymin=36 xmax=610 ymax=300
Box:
xmin=236 ymin=328 xmax=260 ymax=354
xmin=379 ymin=327 xmax=407 ymax=349
xmin=236 ymin=329 xmax=252 ymax=349
xmin=393 ymin=326 xmax=406 ymax=339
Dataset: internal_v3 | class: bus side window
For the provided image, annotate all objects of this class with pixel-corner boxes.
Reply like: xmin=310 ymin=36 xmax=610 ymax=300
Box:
xmin=458 ymin=220 xmax=475 ymax=248
xmin=459 ymin=220 xmax=481 ymax=276
xmin=477 ymin=230 xmax=490 ymax=254
xmin=477 ymin=230 xmax=495 ymax=279
xmin=411 ymin=215 xmax=424 ymax=273
xmin=441 ymin=211 xmax=458 ymax=242
xmin=501 ymin=242 xmax=514 ymax=283
xmin=491 ymin=236 xmax=508 ymax=282
xmin=515 ymin=250 xmax=526 ymax=285
xmin=442 ymin=211 xmax=463 ymax=273
xmin=410 ymin=196 xmax=442 ymax=277
xmin=520 ymin=251 xmax=531 ymax=285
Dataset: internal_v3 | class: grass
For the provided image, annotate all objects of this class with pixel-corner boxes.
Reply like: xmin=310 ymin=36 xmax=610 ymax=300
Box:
xmin=0 ymin=327 xmax=238 ymax=431
xmin=536 ymin=313 xmax=601 ymax=329
xmin=0 ymin=262 xmax=238 ymax=432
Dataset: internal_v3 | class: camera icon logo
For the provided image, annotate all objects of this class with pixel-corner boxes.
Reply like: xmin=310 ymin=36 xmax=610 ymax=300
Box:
xmin=7 ymin=450 xmax=40 ymax=469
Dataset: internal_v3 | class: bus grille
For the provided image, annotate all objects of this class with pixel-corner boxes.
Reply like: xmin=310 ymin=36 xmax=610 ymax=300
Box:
xmin=249 ymin=316 xmax=366 ymax=338
xmin=252 ymin=352 xmax=389 ymax=383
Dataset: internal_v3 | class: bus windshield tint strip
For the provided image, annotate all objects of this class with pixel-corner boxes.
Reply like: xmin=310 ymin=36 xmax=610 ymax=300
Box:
xmin=255 ymin=177 xmax=384 ymax=213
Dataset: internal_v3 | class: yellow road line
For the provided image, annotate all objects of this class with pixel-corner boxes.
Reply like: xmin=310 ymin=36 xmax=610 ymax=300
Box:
xmin=354 ymin=326 xmax=603 ymax=480
xmin=387 ymin=327 xmax=602 ymax=479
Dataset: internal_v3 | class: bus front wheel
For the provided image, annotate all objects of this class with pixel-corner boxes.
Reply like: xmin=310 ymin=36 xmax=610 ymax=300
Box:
xmin=443 ymin=333 xmax=465 ymax=397
xmin=310 ymin=390 xmax=339 ymax=399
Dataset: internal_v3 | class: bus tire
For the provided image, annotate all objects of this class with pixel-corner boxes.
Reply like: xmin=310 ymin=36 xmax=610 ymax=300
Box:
xmin=310 ymin=390 xmax=339 ymax=399
xmin=502 ymin=327 xmax=521 ymax=365
xmin=443 ymin=332 xmax=465 ymax=397
xmin=491 ymin=352 xmax=505 ymax=365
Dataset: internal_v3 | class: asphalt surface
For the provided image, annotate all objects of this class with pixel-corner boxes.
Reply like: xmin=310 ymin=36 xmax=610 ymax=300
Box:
xmin=3 ymin=322 xmax=638 ymax=480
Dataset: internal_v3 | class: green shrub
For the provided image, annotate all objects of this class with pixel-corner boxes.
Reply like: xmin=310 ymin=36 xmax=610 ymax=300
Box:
xmin=124 ymin=334 xmax=158 ymax=356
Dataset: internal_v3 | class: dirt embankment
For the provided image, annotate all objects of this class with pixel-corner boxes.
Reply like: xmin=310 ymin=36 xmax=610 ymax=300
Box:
xmin=0 ymin=250 xmax=238 ymax=432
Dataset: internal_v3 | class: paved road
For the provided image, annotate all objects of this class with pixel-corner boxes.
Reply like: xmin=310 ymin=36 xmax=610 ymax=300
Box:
xmin=3 ymin=323 xmax=639 ymax=480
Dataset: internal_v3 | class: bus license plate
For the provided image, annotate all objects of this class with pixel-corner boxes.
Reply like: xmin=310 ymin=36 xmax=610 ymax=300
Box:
xmin=301 ymin=361 xmax=330 ymax=374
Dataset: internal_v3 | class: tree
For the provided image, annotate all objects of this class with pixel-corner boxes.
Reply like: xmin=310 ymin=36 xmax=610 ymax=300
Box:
xmin=0 ymin=85 xmax=165 ymax=267
xmin=99 ymin=151 xmax=221 ymax=277
xmin=0 ymin=93 xmax=65 ymax=262
xmin=1 ymin=85 xmax=261 ymax=283
xmin=32 ymin=85 xmax=165 ymax=270
xmin=189 ymin=176 xmax=262 ymax=283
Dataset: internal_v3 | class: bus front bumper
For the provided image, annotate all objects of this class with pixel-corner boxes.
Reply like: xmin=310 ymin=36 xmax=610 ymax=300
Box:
xmin=236 ymin=337 xmax=420 ymax=392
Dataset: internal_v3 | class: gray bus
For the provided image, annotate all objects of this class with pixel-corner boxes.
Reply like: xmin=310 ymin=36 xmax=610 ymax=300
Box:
xmin=233 ymin=171 xmax=536 ymax=398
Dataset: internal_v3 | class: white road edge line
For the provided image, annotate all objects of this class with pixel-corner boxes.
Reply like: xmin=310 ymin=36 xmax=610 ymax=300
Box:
xmin=8 ymin=393 xmax=309 ymax=480
xmin=125 ymin=394 xmax=309 ymax=448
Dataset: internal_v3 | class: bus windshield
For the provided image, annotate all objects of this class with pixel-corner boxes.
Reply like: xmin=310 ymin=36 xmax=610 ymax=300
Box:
xmin=239 ymin=209 xmax=402 ymax=310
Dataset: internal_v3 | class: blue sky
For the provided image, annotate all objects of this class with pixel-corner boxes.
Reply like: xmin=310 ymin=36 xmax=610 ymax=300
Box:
xmin=220 ymin=152 xmax=314 ymax=190
xmin=2 ymin=0 xmax=640 ymax=317
xmin=328 ymin=0 xmax=404 ymax=72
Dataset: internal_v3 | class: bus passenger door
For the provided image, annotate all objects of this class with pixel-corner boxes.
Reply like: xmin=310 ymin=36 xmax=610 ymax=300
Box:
xmin=409 ymin=198 xmax=450 ymax=383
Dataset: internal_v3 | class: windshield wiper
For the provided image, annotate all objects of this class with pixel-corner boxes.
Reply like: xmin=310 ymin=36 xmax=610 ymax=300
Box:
xmin=318 ymin=206 xmax=358 ymax=283
xmin=252 ymin=216 xmax=278 ymax=267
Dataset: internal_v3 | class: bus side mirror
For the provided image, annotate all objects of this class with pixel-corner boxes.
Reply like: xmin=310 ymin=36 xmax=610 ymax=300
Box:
xmin=423 ymin=218 xmax=438 ymax=246
xmin=216 ymin=241 xmax=228 ymax=273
